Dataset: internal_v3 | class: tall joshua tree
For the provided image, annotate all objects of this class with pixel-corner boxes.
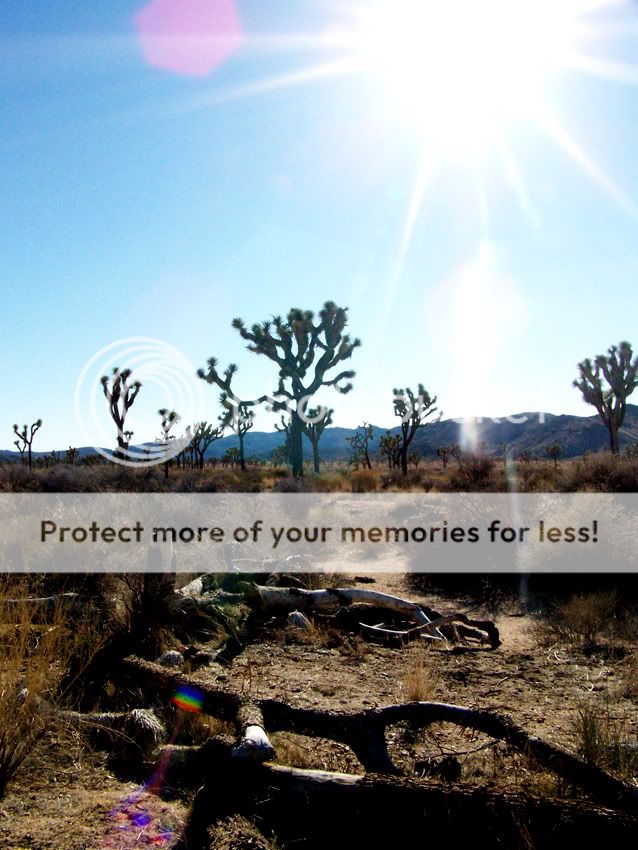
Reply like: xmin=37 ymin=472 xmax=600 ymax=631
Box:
xmin=158 ymin=408 xmax=180 ymax=479
xmin=231 ymin=302 xmax=360 ymax=477
xmin=197 ymin=360 xmax=255 ymax=472
xmin=13 ymin=419 xmax=42 ymax=470
xmin=101 ymin=368 xmax=142 ymax=460
xmin=393 ymin=385 xmax=439 ymax=475
xmin=574 ymin=341 xmax=638 ymax=455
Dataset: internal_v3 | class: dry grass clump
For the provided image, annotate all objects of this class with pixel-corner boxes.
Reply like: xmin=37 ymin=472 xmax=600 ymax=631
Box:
xmin=208 ymin=815 xmax=280 ymax=850
xmin=573 ymin=699 xmax=638 ymax=781
xmin=350 ymin=469 xmax=378 ymax=492
xmin=269 ymin=731 xmax=362 ymax=773
xmin=0 ymin=580 xmax=103 ymax=797
xmin=619 ymin=652 xmax=638 ymax=700
xmin=402 ymin=659 xmax=439 ymax=702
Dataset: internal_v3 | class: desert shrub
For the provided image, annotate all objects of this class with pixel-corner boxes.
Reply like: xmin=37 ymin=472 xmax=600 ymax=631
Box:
xmin=272 ymin=476 xmax=319 ymax=493
xmin=350 ymin=469 xmax=378 ymax=492
xmin=535 ymin=590 xmax=618 ymax=652
xmin=563 ymin=455 xmax=638 ymax=493
xmin=0 ymin=464 xmax=44 ymax=492
xmin=449 ymin=452 xmax=495 ymax=491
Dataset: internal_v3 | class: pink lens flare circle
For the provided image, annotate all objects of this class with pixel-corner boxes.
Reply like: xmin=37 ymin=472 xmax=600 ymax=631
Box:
xmin=135 ymin=0 xmax=243 ymax=76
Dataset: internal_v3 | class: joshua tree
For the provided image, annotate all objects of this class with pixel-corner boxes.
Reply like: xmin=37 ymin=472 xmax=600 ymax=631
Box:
xmin=379 ymin=431 xmax=401 ymax=470
xmin=409 ymin=452 xmax=422 ymax=469
xmin=574 ymin=341 xmax=638 ymax=455
xmin=301 ymin=406 xmax=333 ymax=474
xmin=270 ymin=443 xmax=290 ymax=467
xmin=13 ymin=419 xmax=42 ymax=470
xmin=347 ymin=422 xmax=374 ymax=470
xmin=437 ymin=445 xmax=451 ymax=470
xmin=191 ymin=421 xmax=224 ymax=470
xmin=219 ymin=398 xmax=254 ymax=472
xmin=392 ymin=385 xmax=439 ymax=475
xmin=222 ymin=446 xmax=240 ymax=468
xmin=101 ymin=368 xmax=142 ymax=460
xmin=65 ymin=446 xmax=79 ymax=465
xmin=197 ymin=360 xmax=256 ymax=473
xmin=158 ymin=408 xmax=180 ymax=479
xmin=230 ymin=302 xmax=360 ymax=477
xmin=545 ymin=442 xmax=562 ymax=469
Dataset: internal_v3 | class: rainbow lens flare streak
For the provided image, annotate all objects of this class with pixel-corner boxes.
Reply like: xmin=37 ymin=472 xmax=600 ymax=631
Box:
xmin=104 ymin=686 xmax=204 ymax=846
xmin=171 ymin=684 xmax=204 ymax=713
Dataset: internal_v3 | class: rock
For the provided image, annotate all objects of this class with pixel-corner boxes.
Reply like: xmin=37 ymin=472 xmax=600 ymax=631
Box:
xmin=287 ymin=611 xmax=313 ymax=631
xmin=156 ymin=650 xmax=184 ymax=669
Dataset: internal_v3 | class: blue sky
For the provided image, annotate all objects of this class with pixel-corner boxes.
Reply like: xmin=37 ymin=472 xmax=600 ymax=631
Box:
xmin=2 ymin=0 xmax=638 ymax=450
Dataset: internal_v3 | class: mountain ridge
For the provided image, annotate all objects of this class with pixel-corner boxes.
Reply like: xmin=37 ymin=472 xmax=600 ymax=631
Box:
xmin=2 ymin=405 xmax=637 ymax=462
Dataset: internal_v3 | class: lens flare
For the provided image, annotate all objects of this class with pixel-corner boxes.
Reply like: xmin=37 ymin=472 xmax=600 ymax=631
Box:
xmin=171 ymin=685 xmax=204 ymax=713
xmin=135 ymin=0 xmax=243 ymax=76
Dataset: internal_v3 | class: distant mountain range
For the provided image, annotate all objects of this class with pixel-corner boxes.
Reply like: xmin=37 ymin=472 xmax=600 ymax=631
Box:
xmin=2 ymin=405 xmax=638 ymax=463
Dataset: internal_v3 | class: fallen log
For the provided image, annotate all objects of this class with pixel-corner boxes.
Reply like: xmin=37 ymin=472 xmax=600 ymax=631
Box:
xmin=122 ymin=657 xmax=638 ymax=812
xmin=182 ymin=739 xmax=638 ymax=850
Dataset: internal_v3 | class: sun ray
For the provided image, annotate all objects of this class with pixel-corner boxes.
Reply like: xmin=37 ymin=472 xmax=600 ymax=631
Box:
xmin=475 ymin=170 xmax=491 ymax=238
xmin=533 ymin=105 xmax=637 ymax=217
xmin=383 ymin=132 xmax=442 ymax=310
xmin=498 ymin=137 xmax=541 ymax=229
xmin=184 ymin=56 xmax=362 ymax=110
xmin=565 ymin=53 xmax=638 ymax=86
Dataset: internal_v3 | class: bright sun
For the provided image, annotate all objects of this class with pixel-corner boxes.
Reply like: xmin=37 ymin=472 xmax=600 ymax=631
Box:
xmin=354 ymin=0 xmax=581 ymax=155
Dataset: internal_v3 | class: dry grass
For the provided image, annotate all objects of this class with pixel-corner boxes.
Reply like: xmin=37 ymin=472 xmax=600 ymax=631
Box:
xmin=0 ymin=579 xmax=104 ymax=797
xmin=573 ymin=698 xmax=638 ymax=781
xmin=402 ymin=658 xmax=439 ymax=702
xmin=1 ymin=450 xmax=637 ymax=494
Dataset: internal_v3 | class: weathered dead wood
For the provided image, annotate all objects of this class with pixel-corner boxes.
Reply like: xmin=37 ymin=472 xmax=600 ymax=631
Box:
xmin=0 ymin=592 xmax=80 ymax=619
xmin=252 ymin=586 xmax=446 ymax=638
xmin=59 ymin=707 xmax=165 ymax=756
xmin=183 ymin=740 xmax=638 ymax=850
xmin=122 ymin=657 xmax=638 ymax=812
xmin=358 ymin=612 xmax=500 ymax=648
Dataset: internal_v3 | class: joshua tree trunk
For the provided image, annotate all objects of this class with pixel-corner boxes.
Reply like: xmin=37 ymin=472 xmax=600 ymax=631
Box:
xmin=311 ymin=439 xmax=320 ymax=474
xmin=610 ymin=423 xmax=620 ymax=455
xmin=290 ymin=414 xmax=304 ymax=478
xmin=238 ymin=431 xmax=246 ymax=472
xmin=400 ymin=446 xmax=408 ymax=476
